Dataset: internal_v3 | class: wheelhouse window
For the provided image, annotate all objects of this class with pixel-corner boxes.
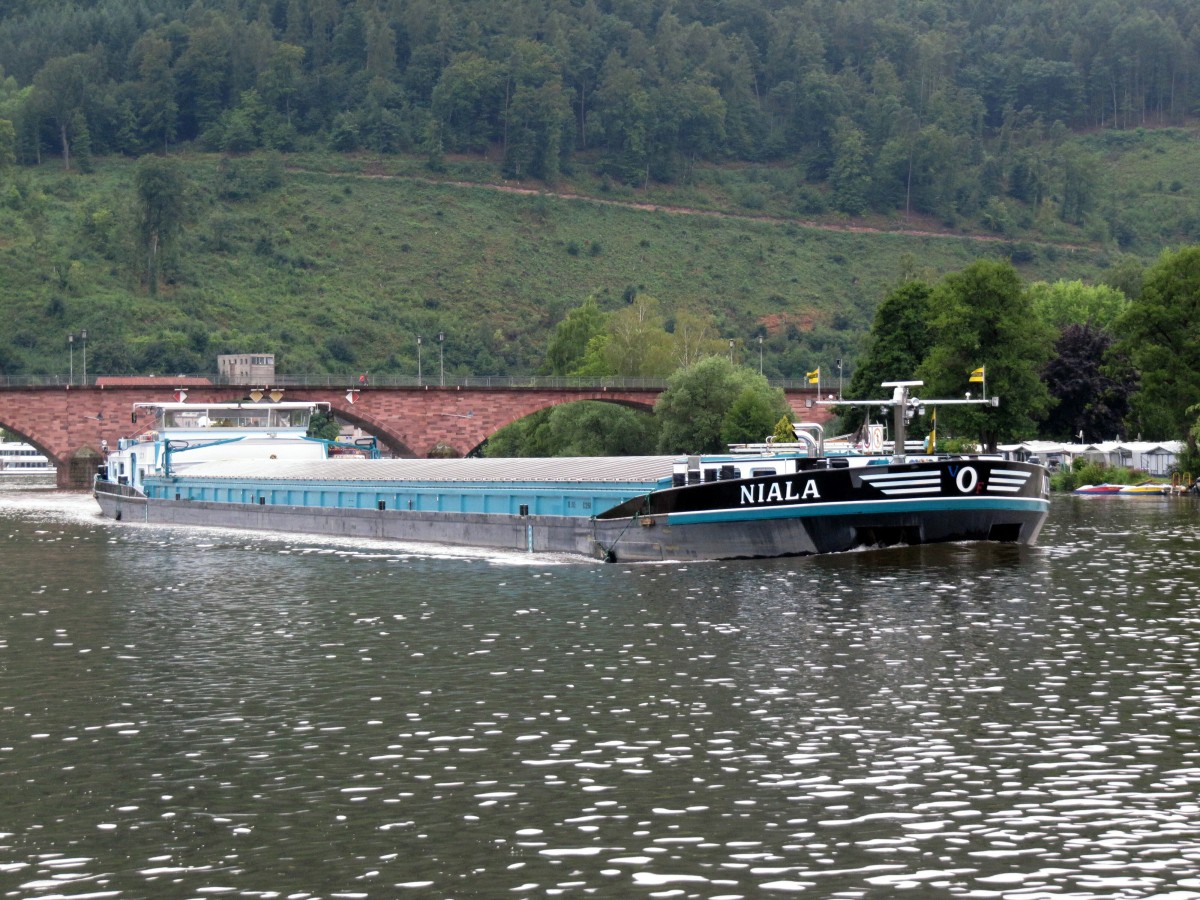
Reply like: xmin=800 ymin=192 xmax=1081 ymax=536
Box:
xmin=161 ymin=407 xmax=311 ymax=429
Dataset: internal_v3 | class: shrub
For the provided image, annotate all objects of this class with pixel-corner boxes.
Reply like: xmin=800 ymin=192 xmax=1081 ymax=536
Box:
xmin=1051 ymin=459 xmax=1139 ymax=492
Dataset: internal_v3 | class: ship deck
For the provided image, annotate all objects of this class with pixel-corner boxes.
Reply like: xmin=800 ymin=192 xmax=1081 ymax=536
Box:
xmin=144 ymin=457 xmax=680 ymax=519
xmin=175 ymin=456 xmax=678 ymax=485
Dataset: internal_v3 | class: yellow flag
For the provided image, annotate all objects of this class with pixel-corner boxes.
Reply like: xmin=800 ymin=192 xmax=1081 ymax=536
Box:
xmin=969 ymin=366 xmax=985 ymax=383
xmin=806 ymin=367 xmax=820 ymax=384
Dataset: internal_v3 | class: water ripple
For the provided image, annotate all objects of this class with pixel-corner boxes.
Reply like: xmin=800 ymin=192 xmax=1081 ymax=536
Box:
xmin=2 ymin=495 xmax=1200 ymax=897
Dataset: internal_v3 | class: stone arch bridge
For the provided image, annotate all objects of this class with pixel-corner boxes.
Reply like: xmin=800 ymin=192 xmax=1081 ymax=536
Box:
xmin=0 ymin=378 xmax=829 ymax=488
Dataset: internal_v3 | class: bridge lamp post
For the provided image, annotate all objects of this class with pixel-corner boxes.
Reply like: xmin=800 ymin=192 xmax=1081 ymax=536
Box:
xmin=438 ymin=332 xmax=445 ymax=387
xmin=728 ymin=338 xmax=734 ymax=363
xmin=416 ymin=335 xmax=422 ymax=385
xmin=68 ymin=333 xmax=75 ymax=384
xmin=81 ymin=329 xmax=88 ymax=384
xmin=758 ymin=335 xmax=763 ymax=375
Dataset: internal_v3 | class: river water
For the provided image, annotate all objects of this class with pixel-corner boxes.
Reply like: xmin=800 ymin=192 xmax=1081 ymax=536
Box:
xmin=1 ymin=491 xmax=1199 ymax=899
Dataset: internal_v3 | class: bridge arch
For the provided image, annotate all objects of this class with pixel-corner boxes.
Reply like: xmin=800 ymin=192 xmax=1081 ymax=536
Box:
xmin=321 ymin=402 xmax=417 ymax=457
xmin=0 ymin=381 xmax=827 ymax=486
xmin=0 ymin=419 xmax=57 ymax=466
xmin=466 ymin=395 xmax=659 ymax=456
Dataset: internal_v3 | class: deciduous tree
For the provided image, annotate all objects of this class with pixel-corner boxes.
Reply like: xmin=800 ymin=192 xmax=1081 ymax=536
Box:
xmin=31 ymin=52 xmax=97 ymax=170
xmin=831 ymin=116 xmax=869 ymax=214
xmin=1029 ymin=279 xmax=1130 ymax=330
xmin=1041 ymin=324 xmax=1133 ymax=442
xmin=916 ymin=260 xmax=1054 ymax=449
xmin=484 ymin=402 xmax=658 ymax=457
xmin=0 ymin=117 xmax=15 ymax=169
xmin=135 ymin=155 xmax=187 ymax=296
xmin=1116 ymin=246 xmax=1200 ymax=438
xmin=542 ymin=296 xmax=607 ymax=375
xmin=841 ymin=281 xmax=933 ymax=434
xmin=598 ymin=295 xmax=674 ymax=377
xmin=656 ymin=356 xmax=791 ymax=453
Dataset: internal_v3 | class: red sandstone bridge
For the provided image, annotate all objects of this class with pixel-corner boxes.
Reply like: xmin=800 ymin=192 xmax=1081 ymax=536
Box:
xmin=0 ymin=375 xmax=832 ymax=488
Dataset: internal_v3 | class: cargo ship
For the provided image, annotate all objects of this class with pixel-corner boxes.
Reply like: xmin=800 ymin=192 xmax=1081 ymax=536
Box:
xmin=93 ymin=383 xmax=1049 ymax=562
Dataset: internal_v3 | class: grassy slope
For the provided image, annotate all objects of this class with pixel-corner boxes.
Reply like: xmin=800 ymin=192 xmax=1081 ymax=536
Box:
xmin=3 ymin=128 xmax=1194 ymax=378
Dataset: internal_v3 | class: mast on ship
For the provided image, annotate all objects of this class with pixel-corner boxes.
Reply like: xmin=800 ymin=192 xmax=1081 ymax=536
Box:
xmin=818 ymin=380 xmax=999 ymax=461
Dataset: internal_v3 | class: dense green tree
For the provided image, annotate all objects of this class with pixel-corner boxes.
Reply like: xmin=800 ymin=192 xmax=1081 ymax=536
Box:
xmin=504 ymin=78 xmax=571 ymax=181
xmin=593 ymin=53 xmax=651 ymax=183
xmin=364 ymin=7 xmax=396 ymax=82
xmin=174 ymin=17 xmax=234 ymax=140
xmin=1100 ymin=259 xmax=1145 ymax=302
xmin=1015 ymin=58 xmax=1083 ymax=124
xmin=0 ymin=117 xmax=14 ymax=168
xmin=603 ymin=295 xmax=675 ymax=377
xmin=128 ymin=33 xmax=177 ymax=154
xmin=484 ymin=401 xmax=658 ymax=457
xmin=830 ymin=116 xmax=870 ymax=214
xmin=658 ymin=80 xmax=726 ymax=175
xmin=256 ymin=43 xmax=305 ymax=127
xmin=431 ymin=52 xmax=505 ymax=152
xmin=1040 ymin=324 xmax=1133 ymax=442
xmin=721 ymin=386 xmax=785 ymax=445
xmin=214 ymin=90 xmax=268 ymax=153
xmin=68 ymin=108 xmax=92 ymax=172
xmin=555 ymin=401 xmax=659 ymax=455
xmin=542 ymin=296 xmax=607 ymax=375
xmin=670 ymin=310 xmax=724 ymax=369
xmin=357 ymin=77 xmax=408 ymax=154
xmin=1028 ymin=279 xmax=1129 ymax=331
xmin=916 ymin=260 xmax=1055 ymax=449
xmin=1007 ymin=148 xmax=1049 ymax=206
xmin=1057 ymin=147 xmax=1100 ymax=226
xmin=30 ymin=52 xmax=97 ymax=170
xmin=0 ymin=0 xmax=1197 ymax=213
xmin=655 ymin=356 xmax=791 ymax=454
xmin=307 ymin=409 xmax=343 ymax=441
xmin=135 ymin=154 xmax=187 ymax=296
xmin=1115 ymin=246 xmax=1200 ymax=438
xmin=907 ymin=125 xmax=963 ymax=219
xmin=840 ymin=281 xmax=934 ymax=434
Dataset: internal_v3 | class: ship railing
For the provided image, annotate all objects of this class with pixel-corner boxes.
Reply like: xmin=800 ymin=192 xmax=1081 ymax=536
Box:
xmin=93 ymin=478 xmax=145 ymax=500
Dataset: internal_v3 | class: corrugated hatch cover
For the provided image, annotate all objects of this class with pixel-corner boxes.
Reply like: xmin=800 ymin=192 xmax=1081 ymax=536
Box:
xmin=177 ymin=456 xmax=678 ymax=485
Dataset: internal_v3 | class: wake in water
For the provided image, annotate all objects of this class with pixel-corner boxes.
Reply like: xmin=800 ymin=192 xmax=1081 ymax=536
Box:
xmin=0 ymin=489 xmax=579 ymax=567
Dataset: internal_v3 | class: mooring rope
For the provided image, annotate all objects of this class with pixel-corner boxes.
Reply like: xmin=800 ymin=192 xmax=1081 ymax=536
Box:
xmin=590 ymin=494 xmax=653 ymax=562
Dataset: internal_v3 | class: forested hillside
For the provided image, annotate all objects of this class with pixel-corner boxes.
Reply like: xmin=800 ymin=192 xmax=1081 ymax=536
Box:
xmin=1 ymin=0 xmax=1199 ymax=395
xmin=0 ymin=151 xmax=1101 ymax=378
xmin=2 ymin=0 xmax=1199 ymax=245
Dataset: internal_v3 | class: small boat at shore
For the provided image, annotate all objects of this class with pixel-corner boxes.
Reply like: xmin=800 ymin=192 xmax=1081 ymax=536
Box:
xmin=1119 ymin=481 xmax=1173 ymax=495
xmin=93 ymin=383 xmax=1049 ymax=562
xmin=1073 ymin=483 xmax=1125 ymax=495
xmin=1074 ymin=481 xmax=1173 ymax=495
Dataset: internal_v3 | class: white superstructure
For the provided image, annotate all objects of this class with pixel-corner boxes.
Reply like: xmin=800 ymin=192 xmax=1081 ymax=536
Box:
xmin=0 ymin=442 xmax=56 ymax=482
xmin=104 ymin=401 xmax=333 ymax=493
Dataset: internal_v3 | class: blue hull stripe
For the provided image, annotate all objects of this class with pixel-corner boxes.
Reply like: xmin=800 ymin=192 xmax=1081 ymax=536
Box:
xmin=666 ymin=495 xmax=1048 ymax=526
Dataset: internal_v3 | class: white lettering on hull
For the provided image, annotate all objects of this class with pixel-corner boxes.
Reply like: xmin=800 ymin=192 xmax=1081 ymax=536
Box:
xmin=740 ymin=479 xmax=820 ymax=506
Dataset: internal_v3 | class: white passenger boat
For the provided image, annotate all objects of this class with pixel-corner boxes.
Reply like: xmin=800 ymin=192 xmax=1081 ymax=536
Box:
xmin=0 ymin=441 xmax=57 ymax=486
xmin=93 ymin=385 xmax=1049 ymax=561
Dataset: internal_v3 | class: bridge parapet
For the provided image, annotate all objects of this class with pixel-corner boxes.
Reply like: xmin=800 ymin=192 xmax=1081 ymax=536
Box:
xmin=1 ymin=373 xmax=831 ymax=391
xmin=0 ymin=381 xmax=830 ymax=489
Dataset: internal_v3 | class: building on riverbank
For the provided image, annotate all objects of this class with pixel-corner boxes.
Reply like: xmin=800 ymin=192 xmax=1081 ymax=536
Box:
xmin=1000 ymin=440 xmax=1183 ymax=476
